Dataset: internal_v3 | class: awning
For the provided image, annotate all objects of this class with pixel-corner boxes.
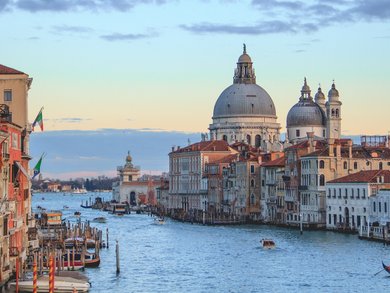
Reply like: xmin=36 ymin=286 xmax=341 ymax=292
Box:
xmin=15 ymin=161 xmax=30 ymax=180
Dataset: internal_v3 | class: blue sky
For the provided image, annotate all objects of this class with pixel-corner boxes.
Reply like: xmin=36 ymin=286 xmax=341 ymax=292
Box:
xmin=2 ymin=0 xmax=390 ymax=178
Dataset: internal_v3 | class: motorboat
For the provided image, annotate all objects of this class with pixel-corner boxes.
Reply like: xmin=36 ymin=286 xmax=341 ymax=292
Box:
xmin=92 ymin=217 xmax=107 ymax=223
xmin=154 ymin=217 xmax=165 ymax=225
xmin=72 ymin=188 xmax=88 ymax=195
xmin=261 ymin=239 xmax=276 ymax=249
xmin=64 ymin=237 xmax=96 ymax=249
xmin=9 ymin=276 xmax=90 ymax=292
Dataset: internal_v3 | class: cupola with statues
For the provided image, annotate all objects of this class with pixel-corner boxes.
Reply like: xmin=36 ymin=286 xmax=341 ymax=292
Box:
xmin=117 ymin=151 xmax=140 ymax=183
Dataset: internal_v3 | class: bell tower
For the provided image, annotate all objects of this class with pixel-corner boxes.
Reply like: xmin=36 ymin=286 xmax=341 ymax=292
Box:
xmin=326 ymin=82 xmax=342 ymax=140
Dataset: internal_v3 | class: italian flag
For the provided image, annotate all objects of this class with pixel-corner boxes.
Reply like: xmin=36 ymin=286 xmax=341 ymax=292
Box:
xmin=32 ymin=108 xmax=44 ymax=131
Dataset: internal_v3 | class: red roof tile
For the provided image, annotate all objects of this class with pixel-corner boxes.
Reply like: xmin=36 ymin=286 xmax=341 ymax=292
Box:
xmin=171 ymin=140 xmax=232 ymax=153
xmin=327 ymin=170 xmax=390 ymax=184
xmin=261 ymin=156 xmax=285 ymax=167
xmin=0 ymin=64 xmax=25 ymax=75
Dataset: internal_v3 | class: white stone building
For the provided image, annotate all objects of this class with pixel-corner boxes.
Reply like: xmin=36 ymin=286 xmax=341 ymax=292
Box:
xmin=326 ymin=170 xmax=390 ymax=231
xmin=209 ymin=45 xmax=282 ymax=152
xmin=286 ymin=79 xmax=342 ymax=144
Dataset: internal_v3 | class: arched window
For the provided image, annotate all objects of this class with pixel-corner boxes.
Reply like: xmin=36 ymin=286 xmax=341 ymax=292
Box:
xmin=354 ymin=162 xmax=358 ymax=169
xmin=379 ymin=162 xmax=383 ymax=170
xmin=246 ymin=134 xmax=251 ymax=145
xmin=222 ymin=135 xmax=227 ymax=141
xmin=319 ymin=174 xmax=325 ymax=186
xmin=250 ymin=194 xmax=255 ymax=205
xmin=343 ymin=161 xmax=347 ymax=169
xmin=331 ymin=109 xmax=335 ymax=117
xmin=335 ymin=109 xmax=339 ymax=117
xmin=250 ymin=179 xmax=255 ymax=187
xmin=319 ymin=160 xmax=325 ymax=169
xmin=255 ymin=135 xmax=261 ymax=148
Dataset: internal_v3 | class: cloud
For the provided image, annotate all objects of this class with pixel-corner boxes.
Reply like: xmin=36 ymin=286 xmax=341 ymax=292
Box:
xmin=100 ymin=32 xmax=157 ymax=41
xmin=351 ymin=0 xmax=390 ymax=20
xmin=52 ymin=25 xmax=93 ymax=34
xmin=11 ymin=0 xmax=169 ymax=13
xmin=251 ymin=0 xmax=304 ymax=10
xmin=180 ymin=21 xmax=298 ymax=35
xmin=46 ymin=117 xmax=92 ymax=123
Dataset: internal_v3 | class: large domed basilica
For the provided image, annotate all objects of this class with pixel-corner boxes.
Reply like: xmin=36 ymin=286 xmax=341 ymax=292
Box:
xmin=209 ymin=45 xmax=282 ymax=151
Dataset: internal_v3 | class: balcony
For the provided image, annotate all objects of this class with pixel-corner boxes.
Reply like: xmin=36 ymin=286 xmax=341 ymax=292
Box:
xmin=298 ymin=185 xmax=308 ymax=191
xmin=21 ymin=152 xmax=32 ymax=160
xmin=2 ymin=152 xmax=10 ymax=161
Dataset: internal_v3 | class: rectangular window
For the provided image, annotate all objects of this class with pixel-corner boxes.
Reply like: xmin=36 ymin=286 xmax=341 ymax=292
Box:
xmin=296 ymin=129 xmax=300 ymax=137
xmin=4 ymin=90 xmax=12 ymax=102
xmin=250 ymin=165 xmax=255 ymax=174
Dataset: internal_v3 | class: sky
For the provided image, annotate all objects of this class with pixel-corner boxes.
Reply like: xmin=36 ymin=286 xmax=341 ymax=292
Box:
xmin=1 ymin=0 xmax=390 ymax=179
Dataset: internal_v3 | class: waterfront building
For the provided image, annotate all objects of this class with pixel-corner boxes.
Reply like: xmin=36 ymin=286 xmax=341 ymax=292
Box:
xmin=286 ymin=79 xmax=341 ymax=143
xmin=326 ymin=170 xmax=390 ymax=231
xmin=0 ymin=64 xmax=35 ymax=285
xmin=209 ymin=45 xmax=282 ymax=152
xmin=300 ymin=136 xmax=390 ymax=229
xmin=370 ymin=189 xmax=390 ymax=226
xmin=168 ymin=140 xmax=238 ymax=221
xmin=260 ymin=155 xmax=285 ymax=223
xmin=112 ymin=152 xmax=160 ymax=205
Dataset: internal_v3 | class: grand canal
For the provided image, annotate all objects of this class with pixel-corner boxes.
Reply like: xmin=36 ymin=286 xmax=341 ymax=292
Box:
xmin=29 ymin=192 xmax=390 ymax=292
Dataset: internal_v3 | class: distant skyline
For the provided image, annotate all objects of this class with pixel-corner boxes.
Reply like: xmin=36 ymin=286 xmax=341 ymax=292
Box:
xmin=1 ymin=0 xmax=389 ymax=135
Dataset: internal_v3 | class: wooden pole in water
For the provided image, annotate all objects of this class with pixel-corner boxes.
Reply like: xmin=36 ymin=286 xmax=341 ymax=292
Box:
xmin=72 ymin=247 xmax=75 ymax=270
xmin=106 ymin=228 xmax=109 ymax=249
xmin=33 ymin=254 xmax=37 ymax=293
xmin=49 ymin=254 xmax=54 ymax=293
xmin=67 ymin=249 xmax=70 ymax=271
xmin=116 ymin=240 xmax=120 ymax=275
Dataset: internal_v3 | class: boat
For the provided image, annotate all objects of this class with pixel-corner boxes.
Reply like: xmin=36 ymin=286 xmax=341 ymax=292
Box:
xmin=261 ymin=239 xmax=276 ymax=249
xmin=382 ymin=261 xmax=390 ymax=274
xmin=110 ymin=203 xmax=127 ymax=215
xmin=72 ymin=188 xmax=88 ymax=194
xmin=84 ymin=251 xmax=100 ymax=268
xmin=9 ymin=276 xmax=90 ymax=292
xmin=63 ymin=251 xmax=100 ymax=268
xmin=154 ymin=217 xmax=165 ymax=225
xmin=74 ymin=211 xmax=81 ymax=217
xmin=65 ymin=237 xmax=96 ymax=249
xmin=92 ymin=217 xmax=107 ymax=223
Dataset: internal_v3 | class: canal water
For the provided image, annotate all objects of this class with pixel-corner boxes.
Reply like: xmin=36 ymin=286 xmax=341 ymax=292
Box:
xmin=31 ymin=192 xmax=390 ymax=292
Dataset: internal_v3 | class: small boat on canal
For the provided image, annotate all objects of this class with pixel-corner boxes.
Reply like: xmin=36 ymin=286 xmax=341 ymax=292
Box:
xmin=92 ymin=217 xmax=107 ymax=223
xmin=261 ymin=239 xmax=276 ymax=249
xmin=382 ymin=261 xmax=390 ymax=274
xmin=154 ymin=217 xmax=165 ymax=225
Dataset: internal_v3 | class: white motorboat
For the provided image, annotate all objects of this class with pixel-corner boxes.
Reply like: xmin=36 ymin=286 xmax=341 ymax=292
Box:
xmin=261 ymin=238 xmax=276 ymax=249
xmin=154 ymin=217 xmax=165 ymax=225
xmin=9 ymin=276 xmax=90 ymax=292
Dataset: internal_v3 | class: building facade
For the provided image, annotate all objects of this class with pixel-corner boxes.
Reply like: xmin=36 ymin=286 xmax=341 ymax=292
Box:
xmin=209 ymin=45 xmax=282 ymax=152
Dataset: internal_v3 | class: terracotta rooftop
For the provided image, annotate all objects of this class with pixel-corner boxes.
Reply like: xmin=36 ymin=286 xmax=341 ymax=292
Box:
xmin=327 ymin=170 xmax=390 ymax=184
xmin=208 ymin=154 xmax=238 ymax=164
xmin=261 ymin=156 xmax=285 ymax=167
xmin=0 ymin=64 xmax=25 ymax=75
xmin=285 ymin=139 xmax=327 ymax=151
xmin=303 ymin=145 xmax=390 ymax=159
xmin=171 ymin=140 xmax=232 ymax=153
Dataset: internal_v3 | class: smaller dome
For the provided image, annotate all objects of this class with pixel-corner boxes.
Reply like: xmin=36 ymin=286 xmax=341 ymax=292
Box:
xmin=301 ymin=77 xmax=311 ymax=95
xmin=328 ymin=82 xmax=339 ymax=98
xmin=238 ymin=53 xmax=252 ymax=63
xmin=287 ymin=101 xmax=326 ymax=127
xmin=315 ymin=86 xmax=325 ymax=102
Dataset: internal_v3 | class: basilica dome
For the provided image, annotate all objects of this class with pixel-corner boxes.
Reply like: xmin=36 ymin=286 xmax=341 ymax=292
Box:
xmin=286 ymin=78 xmax=326 ymax=127
xmin=212 ymin=83 xmax=276 ymax=118
xmin=286 ymin=100 xmax=326 ymax=127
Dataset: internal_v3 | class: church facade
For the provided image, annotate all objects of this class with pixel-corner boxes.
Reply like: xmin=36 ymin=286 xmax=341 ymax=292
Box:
xmin=209 ymin=45 xmax=282 ymax=152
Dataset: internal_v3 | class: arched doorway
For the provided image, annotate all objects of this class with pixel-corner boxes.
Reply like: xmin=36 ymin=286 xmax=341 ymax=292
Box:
xmin=130 ymin=191 xmax=136 ymax=206
xmin=344 ymin=207 xmax=350 ymax=227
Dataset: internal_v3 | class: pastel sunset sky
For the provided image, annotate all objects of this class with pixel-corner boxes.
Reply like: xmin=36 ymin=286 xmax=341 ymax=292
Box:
xmin=1 ymin=0 xmax=389 ymax=179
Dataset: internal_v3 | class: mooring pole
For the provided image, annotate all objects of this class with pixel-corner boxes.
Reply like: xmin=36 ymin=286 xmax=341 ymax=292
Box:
xmin=116 ymin=240 xmax=120 ymax=275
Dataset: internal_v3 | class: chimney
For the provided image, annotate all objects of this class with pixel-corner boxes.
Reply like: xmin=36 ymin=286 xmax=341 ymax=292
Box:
xmin=336 ymin=143 xmax=341 ymax=158
xmin=328 ymin=138 xmax=335 ymax=157
xmin=348 ymin=140 xmax=352 ymax=159
xmin=171 ymin=146 xmax=175 ymax=152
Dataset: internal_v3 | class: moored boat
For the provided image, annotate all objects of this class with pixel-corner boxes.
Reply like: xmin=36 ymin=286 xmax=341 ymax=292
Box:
xmin=154 ymin=217 xmax=165 ymax=225
xmin=261 ymin=239 xmax=276 ymax=249
xmin=9 ymin=276 xmax=90 ymax=292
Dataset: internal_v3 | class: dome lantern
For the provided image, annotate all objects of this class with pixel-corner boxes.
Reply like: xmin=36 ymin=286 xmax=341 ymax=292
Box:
xmin=233 ymin=43 xmax=256 ymax=84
